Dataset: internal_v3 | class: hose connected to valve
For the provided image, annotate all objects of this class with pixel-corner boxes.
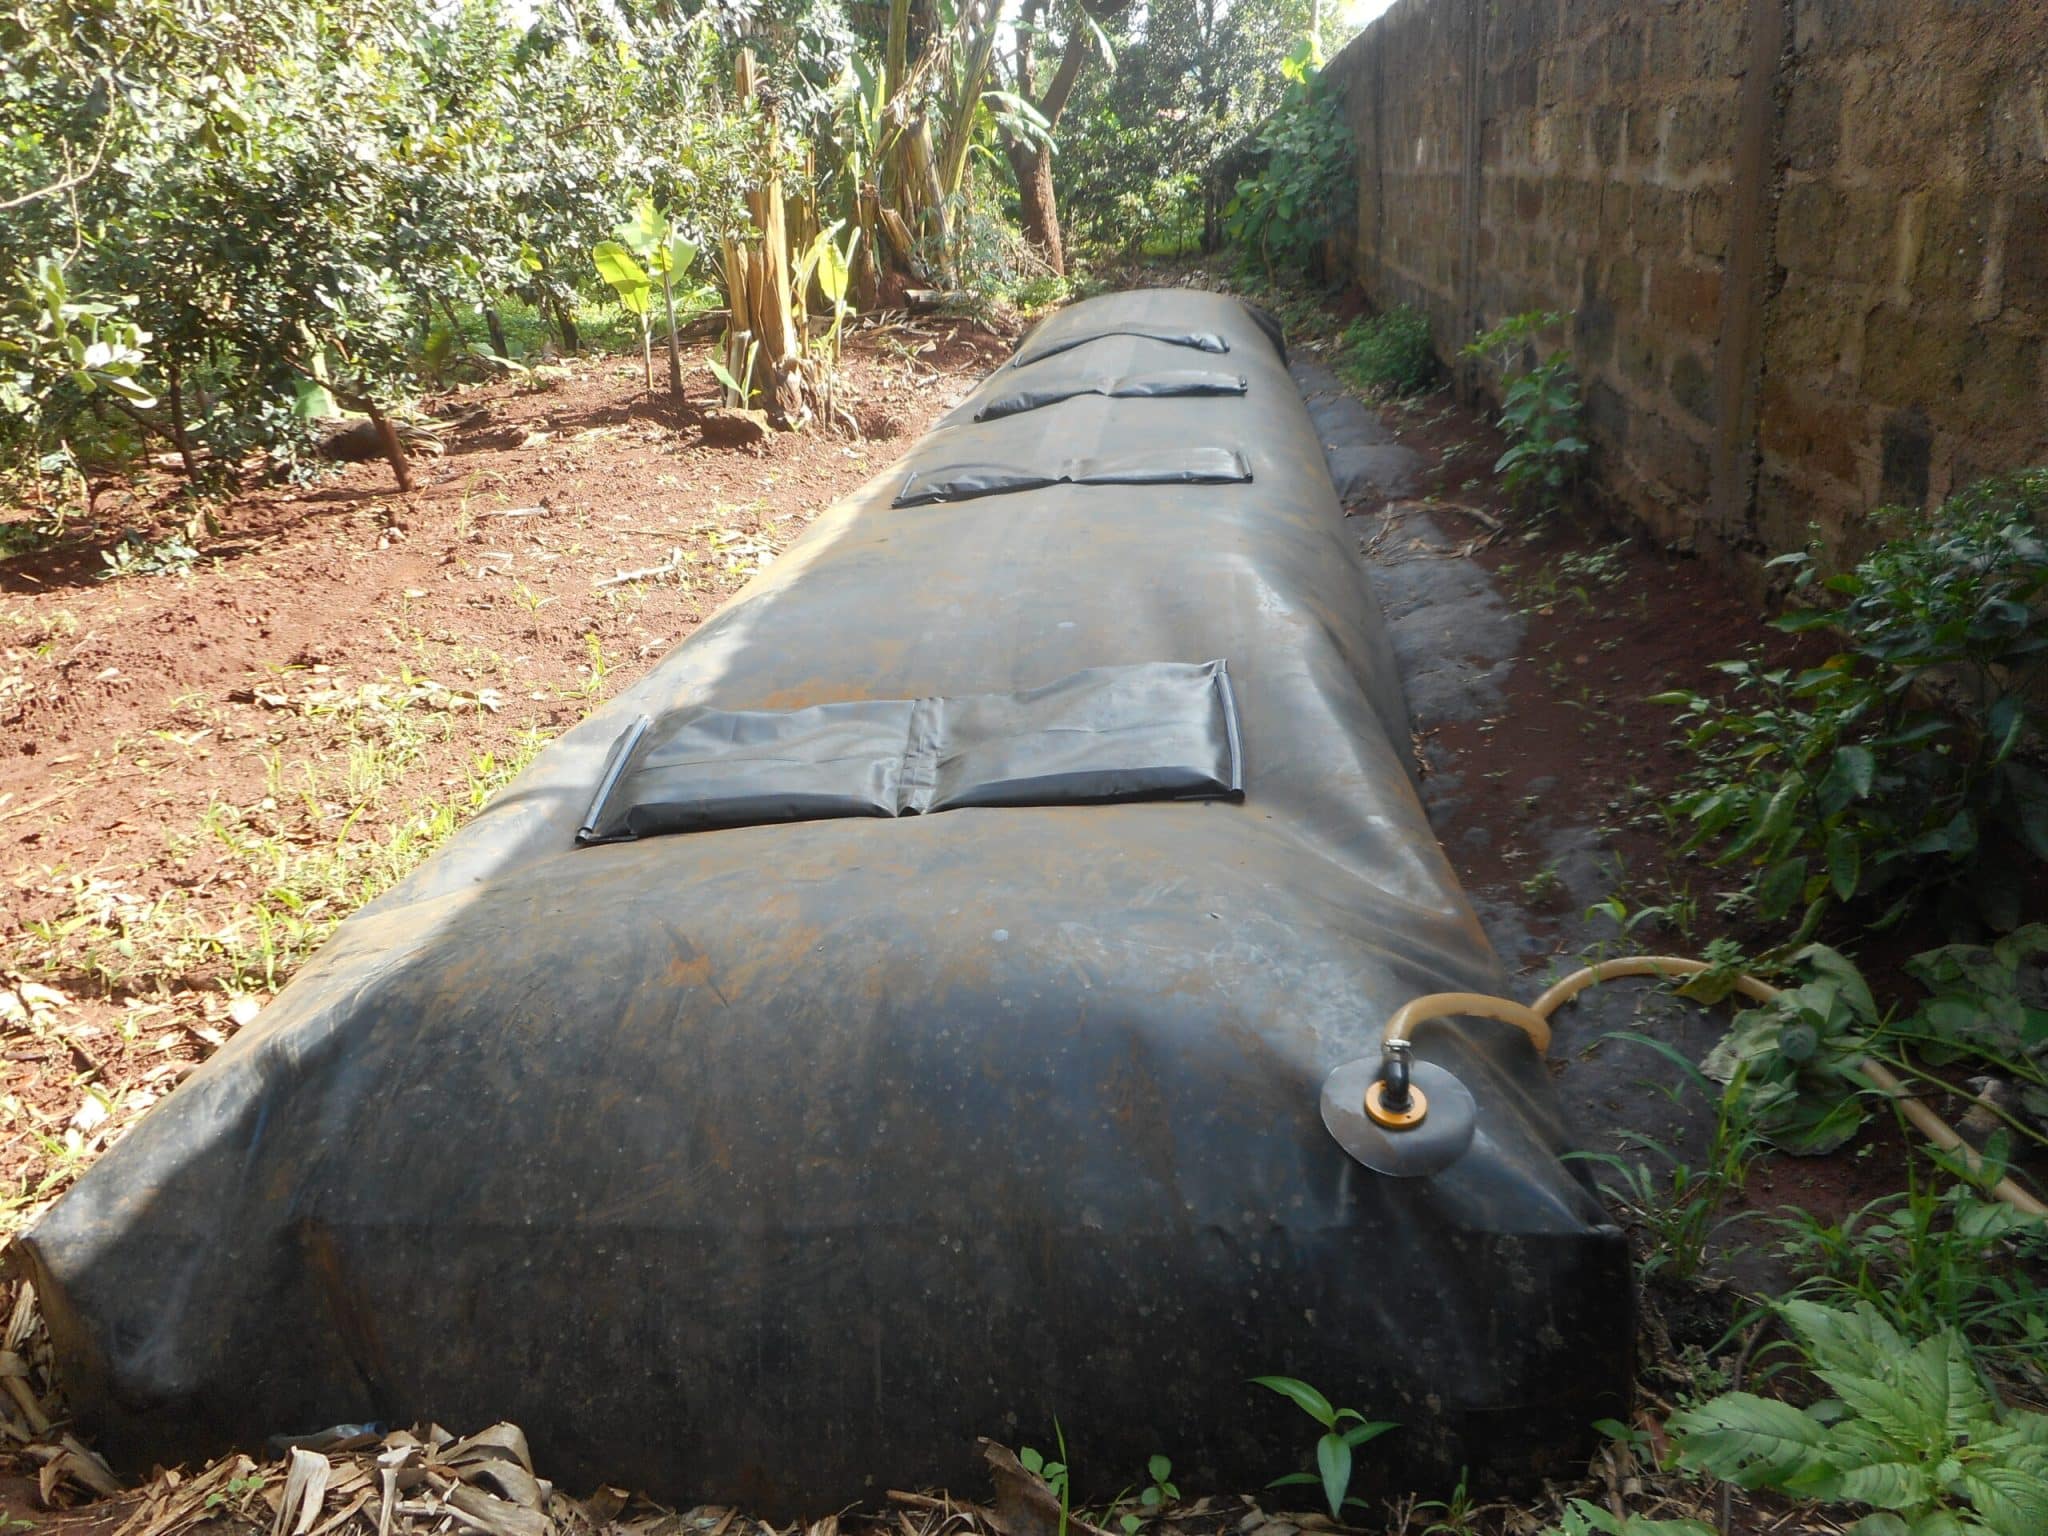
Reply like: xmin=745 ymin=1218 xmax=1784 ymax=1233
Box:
xmin=1357 ymin=956 xmax=2048 ymax=1218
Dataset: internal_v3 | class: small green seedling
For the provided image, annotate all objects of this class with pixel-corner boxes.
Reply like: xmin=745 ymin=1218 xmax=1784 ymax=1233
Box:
xmin=1113 ymin=1453 xmax=1179 ymax=1532
xmin=1252 ymin=1375 xmax=1396 ymax=1520
xmin=1019 ymin=1422 xmax=1072 ymax=1536
xmin=1018 ymin=1442 xmax=1068 ymax=1501
xmin=1139 ymin=1453 xmax=1177 ymax=1510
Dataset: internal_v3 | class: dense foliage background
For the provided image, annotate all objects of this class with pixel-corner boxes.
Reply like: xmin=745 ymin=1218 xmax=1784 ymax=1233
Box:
xmin=0 ymin=0 xmax=1357 ymax=500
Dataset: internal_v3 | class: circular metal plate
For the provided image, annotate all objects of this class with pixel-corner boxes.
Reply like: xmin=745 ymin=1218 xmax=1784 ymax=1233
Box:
xmin=1320 ymin=1052 xmax=1478 ymax=1177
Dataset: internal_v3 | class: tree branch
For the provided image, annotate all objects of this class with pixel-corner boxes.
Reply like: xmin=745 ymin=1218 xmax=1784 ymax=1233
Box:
xmin=0 ymin=131 xmax=111 ymax=214
xmin=1034 ymin=11 xmax=1094 ymax=127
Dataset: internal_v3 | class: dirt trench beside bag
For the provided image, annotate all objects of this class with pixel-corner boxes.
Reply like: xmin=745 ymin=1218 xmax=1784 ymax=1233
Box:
xmin=19 ymin=288 xmax=1632 ymax=1511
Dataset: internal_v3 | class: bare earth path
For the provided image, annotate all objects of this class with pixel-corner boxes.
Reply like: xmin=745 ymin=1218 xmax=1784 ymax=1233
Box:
xmin=0 ymin=323 xmax=1007 ymax=1229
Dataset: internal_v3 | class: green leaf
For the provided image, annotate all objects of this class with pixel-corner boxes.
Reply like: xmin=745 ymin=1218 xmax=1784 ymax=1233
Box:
xmin=1836 ymin=744 xmax=1878 ymax=796
xmin=1766 ymin=1090 xmax=1868 ymax=1155
xmin=1252 ymin=1376 xmax=1335 ymax=1427
xmin=1864 ymin=711 xmax=1942 ymax=748
xmin=1957 ymin=1464 xmax=2048 ymax=1533
xmin=1265 ymin=1472 xmax=1319 ymax=1489
xmin=1315 ymin=1431 xmax=1350 ymax=1520
xmin=1817 ymin=745 xmax=1877 ymax=815
xmin=1756 ymin=855 xmax=1809 ymax=919
xmin=1906 ymin=809 xmax=1978 ymax=859
xmin=1895 ymin=1513 xmax=1968 ymax=1536
xmin=592 ymin=241 xmax=651 ymax=313
xmin=615 ymin=194 xmax=666 ymax=256
xmin=1989 ymin=696 xmax=2027 ymax=763
xmin=100 ymin=374 xmax=157 ymax=406
xmin=1820 ymin=1459 xmax=1933 ymax=1511
xmin=814 ymin=233 xmax=850 ymax=305
xmin=292 ymin=377 xmax=339 ymax=421
xmin=658 ymin=233 xmax=699 ymax=280
xmin=1727 ymin=775 xmax=1803 ymax=862
xmin=1147 ymin=1455 xmax=1170 ymax=1483
xmin=1341 ymin=1419 xmax=1396 ymax=1447
xmin=1790 ymin=944 xmax=1880 ymax=1025
xmin=1672 ymin=1391 xmax=1830 ymax=1487
xmin=1826 ymin=825 xmax=1862 ymax=900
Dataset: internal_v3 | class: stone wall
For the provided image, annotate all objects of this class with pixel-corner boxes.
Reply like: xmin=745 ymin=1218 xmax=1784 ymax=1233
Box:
xmin=1323 ymin=0 xmax=2048 ymax=572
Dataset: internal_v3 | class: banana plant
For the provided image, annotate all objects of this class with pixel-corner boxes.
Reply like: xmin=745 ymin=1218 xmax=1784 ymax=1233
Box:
xmin=617 ymin=195 xmax=700 ymax=399
xmin=590 ymin=239 xmax=655 ymax=391
xmin=594 ymin=195 xmax=702 ymax=400
xmin=707 ymin=335 xmax=760 ymax=411
xmin=836 ymin=0 xmax=1004 ymax=285
xmin=795 ymin=221 xmax=860 ymax=361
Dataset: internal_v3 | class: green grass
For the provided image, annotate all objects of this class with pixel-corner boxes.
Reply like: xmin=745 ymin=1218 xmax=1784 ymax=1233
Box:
xmin=16 ymin=683 xmax=553 ymax=998
xmin=436 ymin=286 xmax=717 ymax=365
xmin=1336 ymin=306 xmax=1437 ymax=396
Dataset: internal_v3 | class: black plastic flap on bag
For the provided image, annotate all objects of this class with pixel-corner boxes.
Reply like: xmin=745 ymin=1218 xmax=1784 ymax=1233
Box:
xmin=972 ymin=369 xmax=1249 ymax=422
xmin=1011 ymin=324 xmax=1230 ymax=370
xmin=892 ymin=447 xmax=1251 ymax=508
xmin=577 ymin=659 xmax=1244 ymax=843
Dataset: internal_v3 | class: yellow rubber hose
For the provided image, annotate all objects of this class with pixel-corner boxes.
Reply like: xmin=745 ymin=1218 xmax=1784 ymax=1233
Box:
xmin=1390 ymin=955 xmax=2048 ymax=1218
xmin=1385 ymin=990 xmax=1553 ymax=1055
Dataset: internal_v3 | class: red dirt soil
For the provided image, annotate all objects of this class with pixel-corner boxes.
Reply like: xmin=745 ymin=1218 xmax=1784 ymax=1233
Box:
xmin=0 ymin=321 xmax=1011 ymax=1226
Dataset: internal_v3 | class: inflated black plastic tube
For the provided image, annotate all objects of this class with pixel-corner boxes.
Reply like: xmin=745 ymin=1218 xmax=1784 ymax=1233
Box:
xmin=20 ymin=290 xmax=1630 ymax=1511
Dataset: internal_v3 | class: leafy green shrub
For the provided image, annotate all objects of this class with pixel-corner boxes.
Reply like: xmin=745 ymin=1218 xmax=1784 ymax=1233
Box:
xmin=1903 ymin=925 xmax=2048 ymax=1127
xmin=1 ymin=0 xmax=754 ymax=494
xmin=100 ymin=529 xmax=200 ymax=580
xmin=1657 ymin=472 xmax=2048 ymax=937
xmin=0 ymin=256 xmax=157 ymax=490
xmin=1461 ymin=311 xmax=1586 ymax=512
xmin=1018 ymin=1439 xmax=1069 ymax=1502
xmin=1337 ymin=306 xmax=1435 ymax=396
xmin=1225 ymin=39 xmax=1353 ymax=282
xmin=591 ymin=195 xmax=705 ymax=397
xmin=1701 ymin=943 xmax=1883 ymax=1155
xmin=1783 ymin=473 xmax=2048 ymax=702
xmin=1705 ymin=931 xmax=2048 ymax=1165
xmin=1772 ymin=1163 xmax=2048 ymax=1387
xmin=1672 ymin=1300 xmax=2048 ymax=1535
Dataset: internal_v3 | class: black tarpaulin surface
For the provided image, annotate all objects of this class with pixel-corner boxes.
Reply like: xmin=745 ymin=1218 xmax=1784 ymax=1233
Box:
xmin=578 ymin=659 xmax=1243 ymax=841
xmin=1008 ymin=317 xmax=1227 ymax=368
xmin=20 ymin=288 xmax=1630 ymax=1513
xmin=893 ymin=440 xmax=1252 ymax=507
xmin=973 ymin=366 xmax=1248 ymax=422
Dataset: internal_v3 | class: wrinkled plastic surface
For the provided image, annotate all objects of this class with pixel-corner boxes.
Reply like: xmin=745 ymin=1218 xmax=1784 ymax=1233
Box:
xmin=973 ymin=366 xmax=1248 ymax=422
xmin=578 ymin=659 xmax=1244 ymax=841
xmin=892 ymin=425 xmax=1252 ymax=506
xmin=21 ymin=289 xmax=1630 ymax=1512
xmin=1008 ymin=305 xmax=1231 ymax=368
